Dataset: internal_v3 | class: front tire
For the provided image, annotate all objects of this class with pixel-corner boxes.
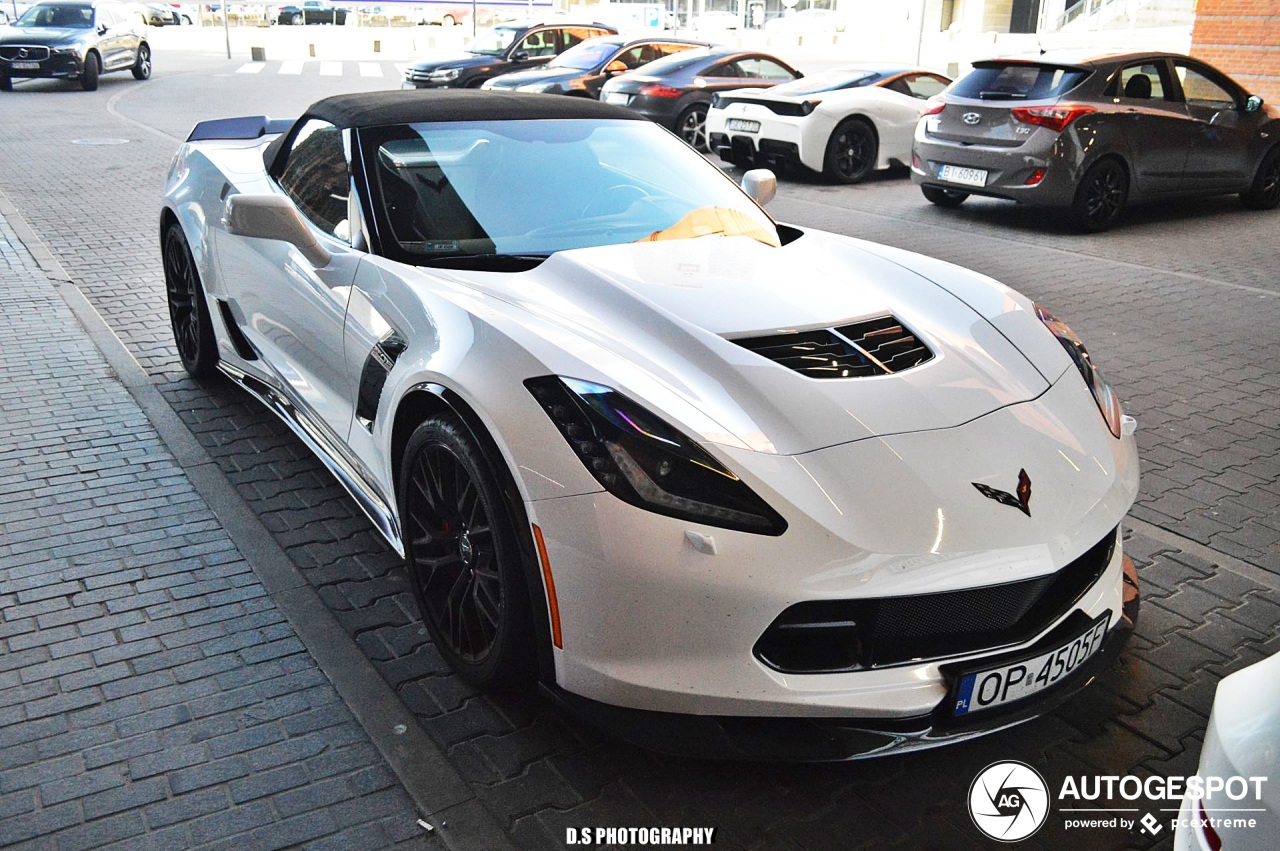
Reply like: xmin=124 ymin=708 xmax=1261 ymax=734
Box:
xmin=291 ymin=12 xmax=303 ymax=24
xmin=823 ymin=118 xmax=877 ymax=184
xmin=1240 ymin=146 xmax=1280 ymax=210
xmin=1069 ymin=158 xmax=1128 ymax=232
xmin=922 ymin=185 xmax=968 ymax=207
xmin=676 ymin=103 xmax=709 ymax=152
xmin=0 ymin=74 xmax=12 ymax=92
xmin=80 ymin=51 xmax=99 ymax=91
xmin=163 ymin=223 xmax=219 ymax=378
xmin=131 ymin=43 xmax=151 ymax=80
xmin=399 ymin=415 xmax=535 ymax=687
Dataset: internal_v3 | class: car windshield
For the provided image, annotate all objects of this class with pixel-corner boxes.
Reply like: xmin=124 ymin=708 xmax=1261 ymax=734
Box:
xmin=951 ymin=62 xmax=1090 ymax=100
xmin=363 ymin=119 xmax=779 ymax=265
xmin=550 ymin=40 xmax=618 ymax=70
xmin=766 ymin=69 xmax=878 ymax=96
xmin=16 ymin=3 xmax=94 ymax=27
xmin=467 ymin=26 xmax=522 ymax=56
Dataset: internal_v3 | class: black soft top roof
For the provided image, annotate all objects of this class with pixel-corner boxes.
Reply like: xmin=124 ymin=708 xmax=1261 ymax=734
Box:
xmin=305 ymin=89 xmax=645 ymax=130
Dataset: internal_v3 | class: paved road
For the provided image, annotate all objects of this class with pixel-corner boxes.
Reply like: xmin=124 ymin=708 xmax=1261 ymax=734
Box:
xmin=1 ymin=36 xmax=1278 ymax=850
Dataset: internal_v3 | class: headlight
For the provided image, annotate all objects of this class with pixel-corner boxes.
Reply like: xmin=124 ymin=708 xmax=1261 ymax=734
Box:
xmin=526 ymin=376 xmax=787 ymax=536
xmin=428 ymin=68 xmax=460 ymax=80
xmin=1035 ymin=304 xmax=1123 ymax=438
xmin=50 ymin=46 xmax=80 ymax=55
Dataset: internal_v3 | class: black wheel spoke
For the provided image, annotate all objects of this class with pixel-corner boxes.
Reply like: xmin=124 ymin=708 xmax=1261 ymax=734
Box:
xmin=404 ymin=437 xmax=504 ymax=665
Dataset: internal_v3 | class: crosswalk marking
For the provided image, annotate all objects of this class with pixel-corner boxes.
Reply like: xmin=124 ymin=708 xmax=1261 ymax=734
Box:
xmin=230 ymin=61 xmax=405 ymax=79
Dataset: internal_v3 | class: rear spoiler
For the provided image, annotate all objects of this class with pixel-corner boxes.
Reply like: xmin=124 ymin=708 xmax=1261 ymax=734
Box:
xmin=186 ymin=115 xmax=296 ymax=142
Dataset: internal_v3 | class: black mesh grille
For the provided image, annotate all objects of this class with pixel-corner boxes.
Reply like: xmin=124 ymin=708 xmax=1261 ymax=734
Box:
xmin=733 ymin=315 xmax=933 ymax=379
xmin=754 ymin=528 xmax=1118 ymax=672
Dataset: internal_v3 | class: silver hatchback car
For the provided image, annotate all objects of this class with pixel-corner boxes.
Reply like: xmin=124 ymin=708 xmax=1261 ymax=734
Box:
xmin=911 ymin=51 xmax=1280 ymax=231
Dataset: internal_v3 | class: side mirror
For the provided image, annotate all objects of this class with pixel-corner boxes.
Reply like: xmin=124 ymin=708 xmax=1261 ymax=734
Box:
xmin=511 ymin=49 xmax=529 ymax=61
xmin=97 ymin=23 xmax=108 ymax=34
xmin=223 ymin=194 xmax=331 ymax=268
xmin=741 ymin=169 xmax=776 ymax=206
xmin=1245 ymin=94 xmax=1264 ymax=113
xmin=604 ymin=59 xmax=628 ymax=75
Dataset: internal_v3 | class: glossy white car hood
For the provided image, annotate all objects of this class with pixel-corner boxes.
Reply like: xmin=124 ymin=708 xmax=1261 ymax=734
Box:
xmin=433 ymin=230 xmax=1055 ymax=455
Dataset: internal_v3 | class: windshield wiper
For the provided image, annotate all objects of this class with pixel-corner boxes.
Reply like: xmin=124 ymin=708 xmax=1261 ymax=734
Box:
xmin=417 ymin=253 xmax=550 ymax=272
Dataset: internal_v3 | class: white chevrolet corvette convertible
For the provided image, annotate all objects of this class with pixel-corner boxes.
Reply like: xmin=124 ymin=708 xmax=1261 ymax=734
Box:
xmin=161 ymin=91 xmax=1140 ymax=759
xmin=706 ymin=65 xmax=952 ymax=183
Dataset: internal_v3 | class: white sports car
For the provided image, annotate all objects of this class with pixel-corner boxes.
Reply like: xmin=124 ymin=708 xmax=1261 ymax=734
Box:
xmin=707 ymin=65 xmax=952 ymax=183
xmin=161 ymin=91 xmax=1140 ymax=759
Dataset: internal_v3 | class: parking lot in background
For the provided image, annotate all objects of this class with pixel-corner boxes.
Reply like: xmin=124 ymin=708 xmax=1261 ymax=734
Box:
xmin=1 ymin=23 xmax=1278 ymax=851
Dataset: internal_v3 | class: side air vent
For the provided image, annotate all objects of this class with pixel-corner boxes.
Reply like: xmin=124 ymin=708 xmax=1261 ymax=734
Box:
xmin=732 ymin=315 xmax=933 ymax=379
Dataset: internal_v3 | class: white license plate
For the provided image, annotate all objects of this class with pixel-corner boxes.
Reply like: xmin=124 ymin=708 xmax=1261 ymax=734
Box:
xmin=938 ymin=164 xmax=988 ymax=188
xmin=604 ymin=92 xmax=631 ymax=106
xmin=727 ymin=119 xmax=760 ymax=133
xmin=11 ymin=61 xmax=40 ymax=70
xmin=951 ymin=613 xmax=1110 ymax=716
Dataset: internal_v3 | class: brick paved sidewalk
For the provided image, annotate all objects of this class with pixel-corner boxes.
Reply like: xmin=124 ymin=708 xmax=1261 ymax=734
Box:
xmin=0 ymin=211 xmax=436 ymax=849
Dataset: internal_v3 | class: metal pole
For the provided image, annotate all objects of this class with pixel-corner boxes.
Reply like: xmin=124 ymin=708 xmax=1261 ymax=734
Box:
xmin=915 ymin=0 xmax=926 ymax=65
xmin=223 ymin=3 xmax=231 ymax=59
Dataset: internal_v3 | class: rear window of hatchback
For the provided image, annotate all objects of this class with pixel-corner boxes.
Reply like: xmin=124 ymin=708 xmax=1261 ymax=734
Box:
xmin=950 ymin=62 xmax=1090 ymax=100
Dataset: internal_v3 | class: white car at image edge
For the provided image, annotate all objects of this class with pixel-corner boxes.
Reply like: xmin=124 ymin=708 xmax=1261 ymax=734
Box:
xmin=1174 ymin=651 xmax=1280 ymax=850
xmin=160 ymin=90 xmax=1140 ymax=760
xmin=707 ymin=64 xmax=952 ymax=183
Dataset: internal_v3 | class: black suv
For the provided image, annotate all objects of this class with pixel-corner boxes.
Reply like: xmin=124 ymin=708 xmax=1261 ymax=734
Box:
xmin=403 ymin=21 xmax=616 ymax=89
xmin=0 ymin=0 xmax=150 ymax=91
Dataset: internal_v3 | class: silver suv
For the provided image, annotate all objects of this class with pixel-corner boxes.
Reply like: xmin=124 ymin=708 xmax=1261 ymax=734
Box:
xmin=911 ymin=51 xmax=1280 ymax=231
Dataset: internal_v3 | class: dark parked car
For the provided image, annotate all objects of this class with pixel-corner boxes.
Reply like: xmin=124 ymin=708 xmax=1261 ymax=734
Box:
xmin=600 ymin=47 xmax=801 ymax=151
xmin=403 ymin=21 xmax=616 ymax=89
xmin=481 ymin=34 xmax=708 ymax=99
xmin=277 ymin=1 xmax=346 ymax=25
xmin=0 ymin=0 xmax=150 ymax=91
xmin=912 ymin=50 xmax=1280 ymax=231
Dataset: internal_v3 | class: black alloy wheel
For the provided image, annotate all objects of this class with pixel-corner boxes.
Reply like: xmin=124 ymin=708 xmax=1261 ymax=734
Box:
xmin=677 ymin=103 xmax=709 ymax=152
xmin=132 ymin=43 xmax=151 ymax=80
xmin=921 ymin=185 xmax=969 ymax=208
xmin=163 ymin=223 xmax=219 ymax=377
xmin=1241 ymin=146 xmax=1280 ymax=210
xmin=823 ymin=118 xmax=877 ymax=184
xmin=80 ymin=51 xmax=100 ymax=91
xmin=400 ymin=416 xmax=535 ymax=686
xmin=1070 ymin=158 xmax=1128 ymax=232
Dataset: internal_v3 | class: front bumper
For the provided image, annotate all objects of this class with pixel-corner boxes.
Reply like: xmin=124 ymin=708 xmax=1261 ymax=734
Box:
xmin=1 ymin=54 xmax=83 ymax=79
xmin=545 ymin=555 xmax=1139 ymax=761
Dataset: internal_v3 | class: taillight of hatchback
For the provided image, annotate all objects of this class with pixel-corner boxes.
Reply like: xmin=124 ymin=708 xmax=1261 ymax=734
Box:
xmin=1011 ymin=104 xmax=1096 ymax=133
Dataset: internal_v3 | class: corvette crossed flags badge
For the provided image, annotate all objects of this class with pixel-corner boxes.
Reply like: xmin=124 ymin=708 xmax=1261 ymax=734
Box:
xmin=973 ymin=469 xmax=1033 ymax=517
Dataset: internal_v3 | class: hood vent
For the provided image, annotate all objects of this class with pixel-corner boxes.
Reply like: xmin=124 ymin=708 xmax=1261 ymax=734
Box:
xmin=732 ymin=315 xmax=933 ymax=379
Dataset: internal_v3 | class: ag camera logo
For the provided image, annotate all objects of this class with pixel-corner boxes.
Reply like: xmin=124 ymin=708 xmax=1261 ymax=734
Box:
xmin=969 ymin=761 xmax=1050 ymax=842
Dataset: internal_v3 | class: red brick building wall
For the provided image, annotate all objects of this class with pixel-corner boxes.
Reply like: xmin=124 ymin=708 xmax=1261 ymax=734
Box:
xmin=1191 ymin=0 xmax=1280 ymax=102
